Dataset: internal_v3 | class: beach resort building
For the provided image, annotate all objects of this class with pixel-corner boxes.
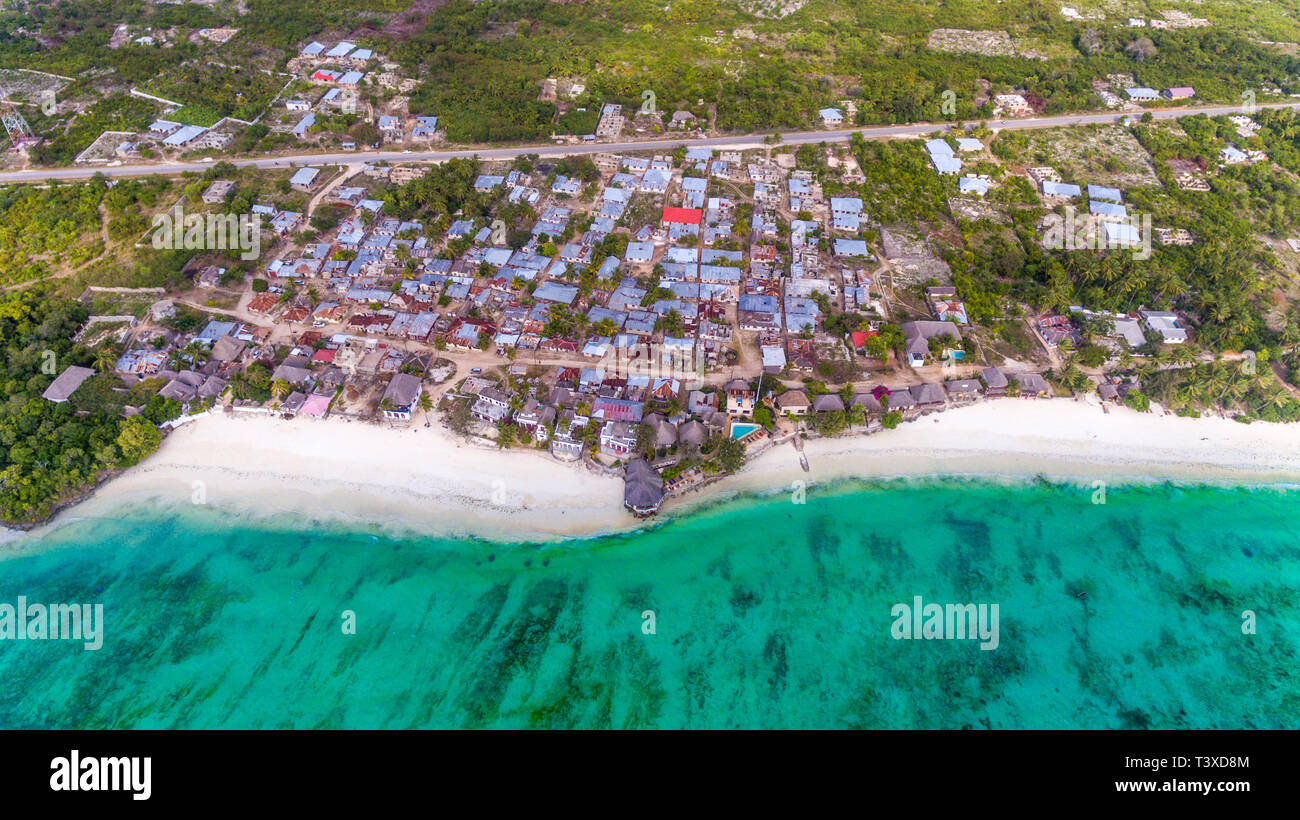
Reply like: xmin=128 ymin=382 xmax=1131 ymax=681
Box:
xmin=724 ymin=378 xmax=756 ymax=417
xmin=901 ymin=321 xmax=962 ymax=367
xmin=624 ymin=458 xmax=665 ymax=517
xmin=775 ymin=389 xmax=811 ymax=416
xmin=599 ymin=420 xmax=638 ymax=458
xmin=1139 ymin=310 xmax=1189 ymax=344
xmin=381 ymin=373 xmax=422 ymax=421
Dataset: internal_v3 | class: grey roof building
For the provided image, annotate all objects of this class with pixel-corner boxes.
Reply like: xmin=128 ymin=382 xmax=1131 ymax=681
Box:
xmin=703 ymin=410 xmax=730 ymax=431
xmin=852 ymin=393 xmax=883 ymax=414
xmin=944 ymin=379 xmax=983 ymax=399
xmin=624 ymin=458 xmax=665 ymax=516
xmin=272 ymin=363 xmax=312 ymax=386
xmin=382 ymin=373 xmax=423 ymax=418
xmin=642 ymin=412 xmax=678 ymax=447
xmin=678 ymin=419 xmax=707 ymax=447
xmin=884 ymin=389 xmax=917 ymax=410
xmin=282 ymin=391 xmax=308 ymax=414
xmin=776 ymin=390 xmax=811 ymax=413
xmin=1017 ymin=372 xmax=1051 ymax=396
xmin=42 ymin=365 xmax=95 ymax=403
xmin=981 ymin=366 xmax=1009 ymax=395
xmin=159 ymin=378 xmax=198 ymax=403
xmin=910 ymin=383 xmax=946 ymax=406
xmin=812 ymin=393 xmax=845 ymax=413
xmin=198 ymin=375 xmax=228 ymax=399
xmin=210 ymin=336 xmax=247 ymax=363
xmin=901 ymin=320 xmax=962 ymax=366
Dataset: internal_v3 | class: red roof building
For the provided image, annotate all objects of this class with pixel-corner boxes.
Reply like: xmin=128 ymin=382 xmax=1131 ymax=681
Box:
xmin=850 ymin=330 xmax=877 ymax=349
xmin=662 ymin=207 xmax=703 ymax=225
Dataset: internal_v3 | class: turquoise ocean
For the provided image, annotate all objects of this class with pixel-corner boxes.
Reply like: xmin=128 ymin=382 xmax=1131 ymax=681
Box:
xmin=0 ymin=478 xmax=1297 ymax=729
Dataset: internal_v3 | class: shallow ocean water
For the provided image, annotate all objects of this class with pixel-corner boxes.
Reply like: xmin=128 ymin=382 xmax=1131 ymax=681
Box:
xmin=0 ymin=478 xmax=1297 ymax=729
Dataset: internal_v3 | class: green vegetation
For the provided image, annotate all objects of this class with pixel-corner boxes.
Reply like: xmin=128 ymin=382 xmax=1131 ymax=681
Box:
xmin=0 ymin=176 xmax=190 ymax=289
xmin=1122 ymin=389 xmax=1151 ymax=413
xmin=947 ymin=110 xmax=1300 ymax=356
xmin=850 ymin=135 xmax=953 ymax=223
xmin=30 ymin=95 xmax=157 ymax=166
xmin=557 ymin=108 xmax=599 ymax=136
xmin=388 ymin=0 xmax=1300 ymax=141
xmin=144 ymin=63 xmax=284 ymax=124
xmin=1143 ymin=360 xmax=1300 ymax=423
xmin=0 ymin=289 xmax=166 ymax=524
xmin=381 ymin=158 xmax=484 ymax=220
xmin=5 ymin=0 xmax=1300 ymax=163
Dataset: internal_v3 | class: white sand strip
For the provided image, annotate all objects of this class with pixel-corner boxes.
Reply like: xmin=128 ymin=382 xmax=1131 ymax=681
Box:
xmin=18 ymin=397 xmax=1300 ymax=544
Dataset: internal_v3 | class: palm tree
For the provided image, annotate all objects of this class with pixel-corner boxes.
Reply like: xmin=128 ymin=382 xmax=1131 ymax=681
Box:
xmin=170 ymin=340 xmax=208 ymax=371
xmin=418 ymin=392 xmax=433 ymax=414
xmin=183 ymin=340 xmax=208 ymax=368
xmin=271 ymin=378 xmax=290 ymax=405
xmin=93 ymin=345 xmax=118 ymax=374
xmin=1172 ymin=344 xmax=1200 ymax=367
xmin=1202 ymin=363 xmax=1232 ymax=403
xmin=1255 ymin=385 xmax=1290 ymax=415
xmin=1225 ymin=375 xmax=1251 ymax=407
xmin=1281 ymin=318 xmax=1300 ymax=350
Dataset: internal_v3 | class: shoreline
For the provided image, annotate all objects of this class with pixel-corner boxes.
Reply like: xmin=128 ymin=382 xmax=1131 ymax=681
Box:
xmin=10 ymin=396 xmax=1300 ymax=547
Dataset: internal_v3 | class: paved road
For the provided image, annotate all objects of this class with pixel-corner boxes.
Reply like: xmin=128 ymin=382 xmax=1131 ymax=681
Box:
xmin=2 ymin=101 xmax=1297 ymax=185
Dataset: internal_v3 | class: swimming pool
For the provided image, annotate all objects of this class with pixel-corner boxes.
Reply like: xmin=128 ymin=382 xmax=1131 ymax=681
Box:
xmin=730 ymin=422 xmax=760 ymax=439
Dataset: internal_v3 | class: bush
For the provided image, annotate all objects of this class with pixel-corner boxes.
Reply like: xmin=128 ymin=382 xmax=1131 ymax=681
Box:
xmin=1075 ymin=343 xmax=1108 ymax=368
xmin=1122 ymin=390 xmax=1151 ymax=412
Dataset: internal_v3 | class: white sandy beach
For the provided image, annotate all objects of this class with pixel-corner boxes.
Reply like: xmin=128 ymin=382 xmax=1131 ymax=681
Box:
xmin=22 ymin=396 xmax=1300 ymax=543
xmin=720 ymin=397 xmax=1300 ymax=504
xmin=58 ymin=412 xmax=628 ymax=542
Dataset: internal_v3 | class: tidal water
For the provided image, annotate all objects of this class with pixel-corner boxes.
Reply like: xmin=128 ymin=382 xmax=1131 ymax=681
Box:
xmin=1 ymin=478 xmax=1296 ymax=728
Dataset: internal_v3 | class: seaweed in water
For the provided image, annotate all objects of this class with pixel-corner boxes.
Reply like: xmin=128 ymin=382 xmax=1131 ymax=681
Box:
xmin=762 ymin=630 xmax=789 ymax=697
xmin=730 ymin=584 xmax=762 ymax=617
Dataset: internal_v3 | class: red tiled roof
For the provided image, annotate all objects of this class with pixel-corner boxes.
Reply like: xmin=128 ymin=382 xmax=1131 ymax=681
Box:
xmin=662 ymin=207 xmax=702 ymax=225
xmin=247 ymin=293 xmax=279 ymax=313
